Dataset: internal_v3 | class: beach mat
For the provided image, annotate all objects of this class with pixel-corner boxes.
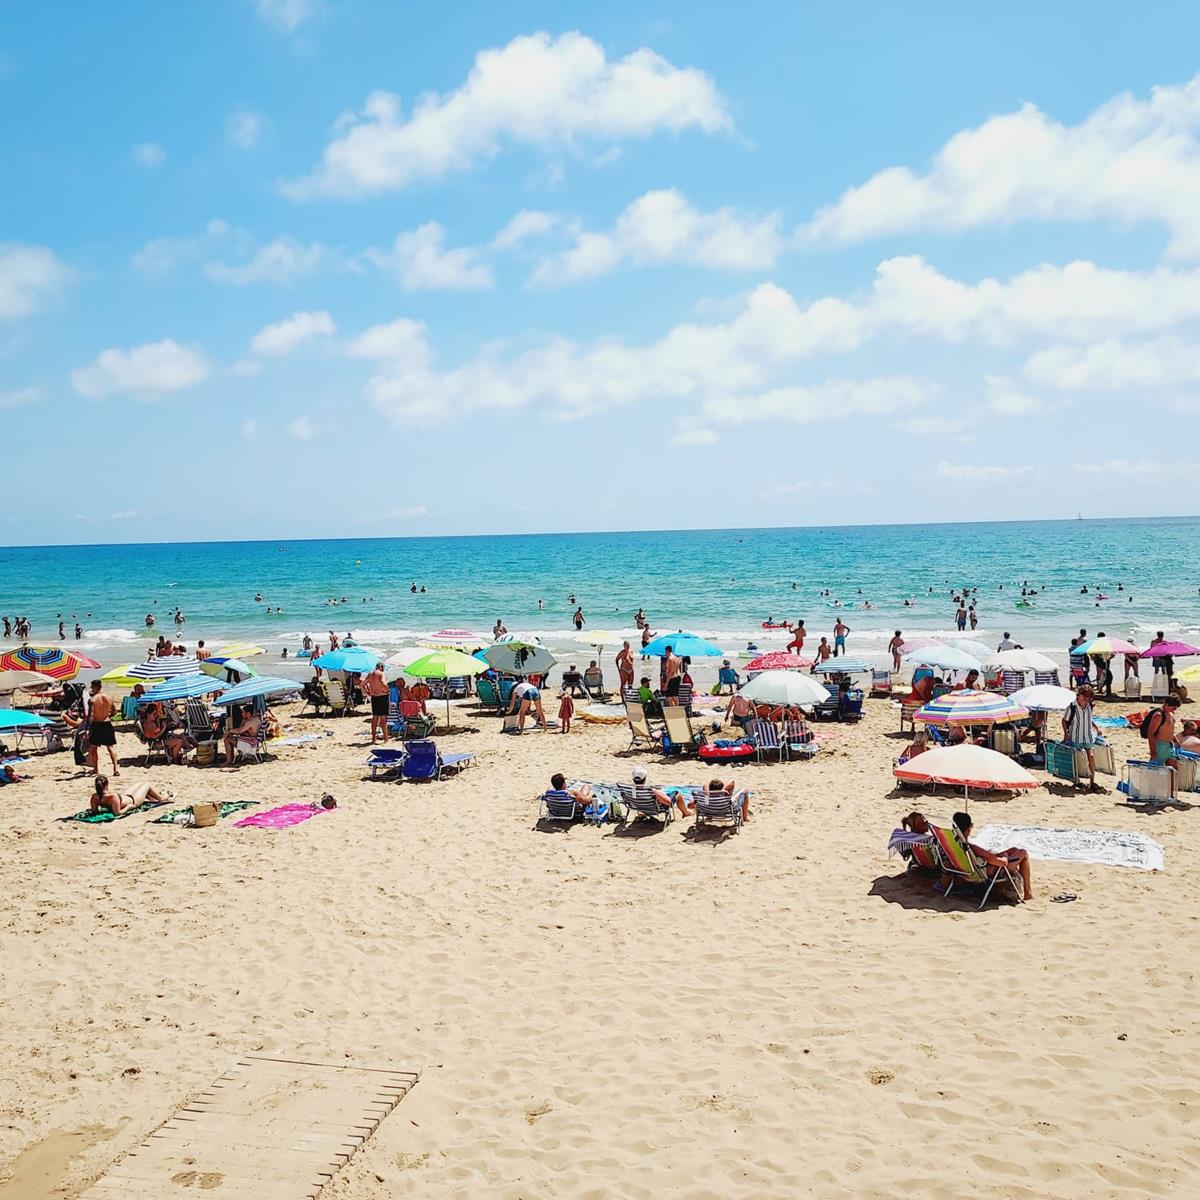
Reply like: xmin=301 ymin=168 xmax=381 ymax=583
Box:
xmin=234 ymin=803 xmax=330 ymax=830
xmin=273 ymin=734 xmax=325 ymax=746
xmin=59 ymin=799 xmax=170 ymax=824
xmin=80 ymin=1055 xmax=419 ymax=1200
xmin=152 ymin=800 xmax=260 ymax=826
xmin=975 ymin=824 xmax=1164 ymax=871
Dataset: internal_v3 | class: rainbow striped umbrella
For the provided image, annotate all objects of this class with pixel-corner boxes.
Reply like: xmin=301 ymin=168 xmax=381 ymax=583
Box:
xmin=0 ymin=645 xmax=100 ymax=680
xmin=915 ymin=689 xmax=1028 ymax=726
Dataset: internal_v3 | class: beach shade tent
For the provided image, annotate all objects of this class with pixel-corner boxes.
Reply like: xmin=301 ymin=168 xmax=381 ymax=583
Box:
xmin=951 ymin=639 xmax=993 ymax=660
xmin=311 ymin=647 xmax=380 ymax=674
xmin=893 ymin=743 xmax=1039 ymax=798
xmin=0 ymin=646 xmax=100 ymax=681
xmin=420 ymin=629 xmax=486 ymax=650
xmin=211 ymin=676 xmax=303 ymax=707
xmin=1075 ymin=637 xmax=1140 ymax=657
xmin=738 ymin=670 xmax=831 ymax=708
xmin=0 ymin=708 xmax=53 ymax=731
xmin=640 ymin=632 xmax=725 ymax=658
xmin=199 ymin=656 xmax=259 ymax=684
xmin=98 ymin=664 xmax=146 ymax=688
xmin=0 ymin=669 xmax=56 ymax=692
xmin=1140 ymin=641 xmax=1200 ymax=659
xmin=915 ymin=689 xmax=1028 ymax=726
xmin=1009 ymin=684 xmax=1077 ymax=712
xmin=483 ymin=641 xmax=557 ymax=677
xmin=138 ymin=673 xmax=229 ymax=704
xmin=902 ymin=646 xmax=982 ymax=674
xmin=126 ymin=655 xmax=202 ymax=682
xmin=984 ymin=648 xmax=1058 ymax=672
xmin=403 ymin=649 xmax=489 ymax=729
xmin=811 ymin=658 xmax=870 ymax=675
xmin=216 ymin=642 xmax=266 ymax=658
xmin=745 ymin=651 xmax=814 ymax=672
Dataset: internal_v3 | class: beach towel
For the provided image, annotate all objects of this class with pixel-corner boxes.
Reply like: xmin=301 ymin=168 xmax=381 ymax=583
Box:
xmin=273 ymin=733 xmax=325 ymax=745
xmin=60 ymin=799 xmax=170 ymax=824
xmin=233 ymin=802 xmax=330 ymax=830
xmin=151 ymin=800 xmax=260 ymax=825
xmin=1094 ymin=716 xmax=1129 ymax=728
xmin=975 ymin=824 xmax=1164 ymax=871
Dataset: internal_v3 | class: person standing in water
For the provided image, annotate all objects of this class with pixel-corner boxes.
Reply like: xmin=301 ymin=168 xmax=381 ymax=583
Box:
xmin=833 ymin=617 xmax=849 ymax=657
xmin=572 ymin=606 xmax=585 ymax=631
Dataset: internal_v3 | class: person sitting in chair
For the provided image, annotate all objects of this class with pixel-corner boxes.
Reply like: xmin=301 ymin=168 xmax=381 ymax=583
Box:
xmin=948 ymin=811 xmax=1034 ymax=901
xmin=561 ymin=663 xmax=588 ymax=698
xmin=716 ymin=660 xmax=741 ymax=695
xmin=703 ymin=777 xmax=751 ymax=823
xmin=223 ymin=708 xmax=261 ymax=766
xmin=582 ymin=660 xmax=604 ymax=697
xmin=631 ymin=766 xmax=692 ymax=818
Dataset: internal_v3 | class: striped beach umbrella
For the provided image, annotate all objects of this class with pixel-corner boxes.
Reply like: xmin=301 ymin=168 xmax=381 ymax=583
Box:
xmin=812 ymin=658 xmax=869 ymax=674
xmin=0 ymin=645 xmax=100 ymax=680
xmin=419 ymin=629 xmax=486 ymax=649
xmin=211 ymin=676 xmax=302 ymax=706
xmin=915 ymin=689 xmax=1028 ymax=726
xmin=126 ymin=655 xmax=202 ymax=681
xmin=137 ymin=673 xmax=228 ymax=703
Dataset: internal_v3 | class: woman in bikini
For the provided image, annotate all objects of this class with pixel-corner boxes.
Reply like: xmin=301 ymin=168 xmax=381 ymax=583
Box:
xmin=89 ymin=774 xmax=171 ymax=817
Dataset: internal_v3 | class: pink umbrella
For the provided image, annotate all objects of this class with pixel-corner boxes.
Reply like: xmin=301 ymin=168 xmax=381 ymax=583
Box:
xmin=899 ymin=636 xmax=945 ymax=654
xmin=894 ymin=744 xmax=1039 ymax=792
xmin=1140 ymin=641 xmax=1200 ymax=658
xmin=745 ymin=651 xmax=814 ymax=671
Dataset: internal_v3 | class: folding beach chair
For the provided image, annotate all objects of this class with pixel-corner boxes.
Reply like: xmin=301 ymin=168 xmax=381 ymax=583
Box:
xmin=811 ymin=685 xmax=840 ymax=722
xmin=364 ymin=747 xmax=407 ymax=779
xmin=1119 ymin=760 xmax=1176 ymax=806
xmin=899 ymin=701 xmax=921 ymax=733
xmin=625 ymin=701 xmax=662 ymax=752
xmin=1033 ymin=669 xmax=1060 ymax=687
xmin=675 ymin=682 xmax=694 ymax=715
xmin=184 ymin=698 xmax=219 ymax=744
xmin=745 ymin=717 xmax=784 ymax=763
xmin=907 ymin=836 xmax=940 ymax=873
xmin=475 ymin=678 xmax=502 ymax=710
xmin=582 ymin=666 xmax=606 ymax=700
xmin=839 ymin=688 xmax=864 ymax=722
xmin=326 ymin=679 xmax=349 ymax=717
xmin=399 ymin=739 xmax=474 ymax=782
xmin=300 ymin=680 xmax=330 ymax=716
xmin=929 ymin=822 xmax=1022 ymax=908
xmin=783 ymin=717 xmax=819 ymax=760
xmin=999 ymin=669 xmax=1025 ymax=696
xmin=618 ymin=783 xmax=673 ymax=825
xmin=134 ymin=711 xmax=169 ymax=767
xmin=693 ymin=786 xmax=745 ymax=834
xmin=539 ymin=788 xmax=581 ymax=823
xmin=661 ymin=705 xmax=700 ymax=756
xmin=233 ymin=719 xmax=269 ymax=765
xmin=1044 ymin=739 xmax=1082 ymax=785
xmin=870 ymin=669 xmax=892 ymax=697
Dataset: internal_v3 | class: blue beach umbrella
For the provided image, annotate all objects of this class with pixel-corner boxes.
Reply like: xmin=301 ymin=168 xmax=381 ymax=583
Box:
xmin=0 ymin=708 xmax=53 ymax=730
xmin=212 ymin=677 xmax=302 ymax=706
xmin=812 ymin=658 xmax=870 ymax=674
xmin=640 ymin=632 xmax=724 ymax=658
xmin=137 ymin=674 xmax=228 ymax=703
xmin=311 ymin=647 xmax=379 ymax=673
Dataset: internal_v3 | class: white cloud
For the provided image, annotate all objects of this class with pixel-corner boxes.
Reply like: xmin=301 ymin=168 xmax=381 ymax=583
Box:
xmin=287 ymin=415 xmax=315 ymax=440
xmin=366 ymin=223 xmax=493 ymax=290
xmin=936 ymin=461 xmax=1032 ymax=481
xmin=0 ymin=386 xmax=41 ymax=409
xmin=283 ymin=31 xmax=730 ymax=199
xmin=228 ymin=108 xmax=265 ymax=150
xmin=109 ymin=510 xmax=137 ymax=520
xmin=132 ymin=142 xmax=166 ymax=168
xmin=205 ymin=235 xmax=328 ymax=284
xmin=250 ymin=310 xmax=336 ymax=356
xmin=699 ymin=376 xmax=933 ymax=427
xmin=348 ymin=317 xmax=432 ymax=365
xmin=984 ymin=375 xmax=1043 ymax=415
xmin=1026 ymin=336 xmax=1200 ymax=390
xmin=804 ymin=73 xmax=1200 ymax=257
xmin=0 ymin=243 xmax=73 ymax=319
xmin=1071 ymin=459 xmax=1158 ymax=475
xmin=230 ymin=357 xmax=263 ymax=377
xmin=132 ymin=219 xmax=233 ymax=278
xmin=533 ymin=189 xmax=782 ymax=284
xmin=891 ymin=414 xmax=975 ymax=439
xmin=254 ymin=0 xmax=321 ymax=34
xmin=492 ymin=209 xmax=558 ymax=250
xmin=670 ymin=427 xmax=718 ymax=446
xmin=71 ymin=340 xmax=211 ymax=399
xmin=240 ymin=418 xmax=259 ymax=440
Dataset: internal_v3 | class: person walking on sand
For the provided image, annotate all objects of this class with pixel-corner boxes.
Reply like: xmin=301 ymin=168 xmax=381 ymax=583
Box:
xmin=363 ymin=661 xmax=390 ymax=744
xmin=85 ymin=679 xmax=120 ymax=777
xmin=616 ymin=641 xmax=635 ymax=692
xmin=833 ymin=617 xmax=849 ymax=657
xmin=888 ymin=630 xmax=904 ymax=672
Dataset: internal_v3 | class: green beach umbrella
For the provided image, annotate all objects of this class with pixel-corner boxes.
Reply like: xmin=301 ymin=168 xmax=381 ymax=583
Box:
xmin=404 ymin=648 xmax=488 ymax=728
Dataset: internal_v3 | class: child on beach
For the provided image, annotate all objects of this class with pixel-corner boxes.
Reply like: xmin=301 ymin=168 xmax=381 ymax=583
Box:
xmin=558 ymin=688 xmax=574 ymax=733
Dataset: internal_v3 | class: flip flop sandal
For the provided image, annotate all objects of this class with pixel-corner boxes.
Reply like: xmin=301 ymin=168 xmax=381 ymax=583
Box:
xmin=1051 ymin=892 xmax=1078 ymax=903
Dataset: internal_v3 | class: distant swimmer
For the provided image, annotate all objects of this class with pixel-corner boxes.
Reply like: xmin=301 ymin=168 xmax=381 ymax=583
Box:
xmin=255 ymin=593 xmax=263 ymax=602
xmin=74 ymin=623 xmax=82 ymax=639
xmin=411 ymin=583 xmax=417 ymax=593
xmin=145 ymin=613 xmax=155 ymax=628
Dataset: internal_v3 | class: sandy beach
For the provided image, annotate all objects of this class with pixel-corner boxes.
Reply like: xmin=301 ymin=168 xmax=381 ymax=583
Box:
xmin=2 ymin=693 xmax=1197 ymax=1199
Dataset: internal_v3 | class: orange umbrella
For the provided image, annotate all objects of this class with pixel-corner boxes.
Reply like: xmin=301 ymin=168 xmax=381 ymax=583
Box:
xmin=894 ymin=744 xmax=1038 ymax=792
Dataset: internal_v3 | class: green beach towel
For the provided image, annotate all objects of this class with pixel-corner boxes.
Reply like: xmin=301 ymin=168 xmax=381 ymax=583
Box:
xmin=60 ymin=799 xmax=170 ymax=824
xmin=151 ymin=800 xmax=260 ymax=825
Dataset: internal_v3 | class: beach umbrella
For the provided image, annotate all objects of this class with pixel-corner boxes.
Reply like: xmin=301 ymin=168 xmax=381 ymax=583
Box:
xmin=420 ymin=629 xmax=485 ymax=649
xmin=738 ymin=670 xmax=830 ymax=707
xmin=1175 ymin=663 xmax=1200 ymax=683
xmin=199 ymin=657 xmax=259 ymax=683
xmin=893 ymin=744 xmax=1038 ymax=794
xmin=0 ymin=645 xmax=100 ymax=681
xmin=483 ymin=642 xmax=557 ymax=676
xmin=744 ymin=651 xmax=814 ymax=672
xmin=1140 ymin=641 xmax=1200 ymax=659
xmin=212 ymin=676 xmax=302 ymax=706
xmin=640 ymin=632 xmax=724 ymax=658
xmin=985 ymin=648 xmax=1058 ymax=671
xmin=898 ymin=636 xmax=944 ymax=654
xmin=99 ymin=664 xmax=145 ymax=688
xmin=311 ymin=647 xmax=380 ymax=674
xmin=1076 ymin=637 xmax=1140 ymax=658
xmin=811 ymin=658 xmax=869 ymax=674
xmin=0 ymin=669 xmax=56 ymax=692
xmin=951 ymin=639 xmax=993 ymax=660
xmin=915 ymin=689 xmax=1028 ymax=726
xmin=0 ymin=708 xmax=53 ymax=731
xmin=902 ymin=646 xmax=981 ymax=673
xmin=126 ymin=655 xmax=201 ymax=681
xmin=404 ymin=648 xmax=488 ymax=728
xmin=1008 ymin=684 xmax=1077 ymax=711
xmin=575 ymin=630 xmax=626 ymax=647
xmin=138 ymin=673 xmax=228 ymax=703
xmin=383 ymin=647 xmax=432 ymax=670
xmin=217 ymin=642 xmax=266 ymax=658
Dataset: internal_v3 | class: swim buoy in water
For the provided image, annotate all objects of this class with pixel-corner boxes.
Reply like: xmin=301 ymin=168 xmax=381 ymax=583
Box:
xmin=1096 ymin=593 xmax=1110 ymax=600
xmin=1015 ymin=600 xmax=1034 ymax=609
xmin=761 ymin=621 xmax=793 ymax=629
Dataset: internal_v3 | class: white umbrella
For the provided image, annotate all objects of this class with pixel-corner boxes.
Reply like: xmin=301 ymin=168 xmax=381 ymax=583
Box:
xmin=0 ymin=669 xmax=56 ymax=692
xmin=902 ymin=646 xmax=981 ymax=673
xmin=985 ymin=648 xmax=1057 ymax=671
xmin=384 ymin=647 xmax=432 ymax=670
xmin=951 ymin=639 xmax=992 ymax=660
xmin=1008 ymin=684 xmax=1077 ymax=711
xmin=574 ymin=630 xmax=627 ymax=647
xmin=738 ymin=670 xmax=830 ymax=707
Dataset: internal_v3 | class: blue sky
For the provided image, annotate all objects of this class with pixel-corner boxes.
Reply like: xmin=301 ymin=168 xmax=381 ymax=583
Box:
xmin=5 ymin=1 xmax=1200 ymax=545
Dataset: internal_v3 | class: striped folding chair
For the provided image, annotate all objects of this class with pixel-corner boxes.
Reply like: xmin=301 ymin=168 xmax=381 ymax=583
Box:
xmin=693 ymin=786 xmax=746 ymax=834
xmin=745 ymin=717 xmax=784 ymax=762
xmin=618 ymin=783 xmax=673 ymax=825
xmin=539 ymin=789 xmax=580 ymax=822
xmin=929 ymin=822 xmax=1022 ymax=908
xmin=783 ymin=717 xmax=818 ymax=760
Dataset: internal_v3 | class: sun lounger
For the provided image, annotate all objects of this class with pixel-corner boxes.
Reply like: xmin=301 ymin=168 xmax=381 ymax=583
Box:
xmin=929 ymin=822 xmax=1022 ymax=908
xmin=1119 ymin=760 xmax=1176 ymax=806
xmin=783 ymin=717 xmax=819 ymax=760
xmin=618 ymin=782 xmax=673 ymax=825
xmin=539 ymin=788 xmax=581 ymax=822
xmin=365 ymin=747 xmax=407 ymax=779
xmin=399 ymin=739 xmax=475 ymax=782
xmin=326 ymin=679 xmax=350 ymax=716
xmin=583 ymin=667 xmax=606 ymax=700
xmin=183 ymin=698 xmax=219 ymax=743
xmin=661 ymin=705 xmax=700 ymax=756
xmin=693 ymin=786 xmax=746 ymax=833
xmin=745 ymin=717 xmax=784 ymax=762
xmin=625 ymin=700 xmax=663 ymax=752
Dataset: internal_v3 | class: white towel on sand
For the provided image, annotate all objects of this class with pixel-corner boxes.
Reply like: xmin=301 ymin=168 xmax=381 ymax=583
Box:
xmin=975 ymin=824 xmax=1164 ymax=871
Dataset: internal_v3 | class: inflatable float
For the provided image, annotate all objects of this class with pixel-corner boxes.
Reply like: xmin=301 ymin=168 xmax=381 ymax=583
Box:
xmin=761 ymin=621 xmax=793 ymax=629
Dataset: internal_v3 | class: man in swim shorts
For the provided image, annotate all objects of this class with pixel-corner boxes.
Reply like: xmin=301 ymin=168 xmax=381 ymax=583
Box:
xmin=833 ymin=618 xmax=849 ymax=657
xmin=86 ymin=680 xmax=120 ymax=777
xmin=1143 ymin=696 xmax=1181 ymax=766
xmin=363 ymin=661 xmax=390 ymax=744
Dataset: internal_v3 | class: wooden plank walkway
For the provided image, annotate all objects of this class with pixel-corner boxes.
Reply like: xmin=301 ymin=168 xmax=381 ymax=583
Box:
xmin=81 ymin=1055 xmax=420 ymax=1199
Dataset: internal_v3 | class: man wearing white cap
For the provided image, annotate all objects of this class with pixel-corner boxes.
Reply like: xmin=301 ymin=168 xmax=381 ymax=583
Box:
xmin=631 ymin=766 xmax=693 ymax=817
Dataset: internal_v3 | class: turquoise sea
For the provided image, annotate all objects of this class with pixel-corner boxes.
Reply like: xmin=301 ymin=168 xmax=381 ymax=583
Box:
xmin=1 ymin=517 xmax=1197 ymax=675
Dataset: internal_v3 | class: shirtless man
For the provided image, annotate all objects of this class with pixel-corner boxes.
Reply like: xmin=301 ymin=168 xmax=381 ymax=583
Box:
xmin=195 ymin=640 xmax=210 ymax=661
xmin=223 ymin=707 xmax=262 ymax=766
xmin=726 ymin=691 xmax=755 ymax=730
xmin=362 ymin=661 xmax=390 ymax=744
xmin=815 ymin=637 xmax=832 ymax=664
xmin=833 ymin=617 xmax=849 ymax=657
xmin=1143 ymin=696 xmax=1182 ymax=766
xmin=616 ymin=641 xmax=635 ymax=692
xmin=787 ymin=621 xmax=807 ymax=655
xmin=86 ymin=680 xmax=120 ymax=777
xmin=661 ymin=645 xmax=682 ymax=705
xmin=888 ymin=630 xmax=904 ymax=672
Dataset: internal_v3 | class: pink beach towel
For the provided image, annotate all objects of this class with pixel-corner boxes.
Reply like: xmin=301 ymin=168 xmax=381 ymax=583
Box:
xmin=234 ymin=803 xmax=329 ymax=830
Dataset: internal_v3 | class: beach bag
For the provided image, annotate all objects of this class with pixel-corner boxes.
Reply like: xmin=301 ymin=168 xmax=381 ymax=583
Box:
xmin=191 ymin=802 xmax=219 ymax=828
xmin=193 ymin=741 xmax=216 ymax=766
xmin=72 ymin=728 xmax=90 ymax=765
xmin=1140 ymin=708 xmax=1166 ymax=741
